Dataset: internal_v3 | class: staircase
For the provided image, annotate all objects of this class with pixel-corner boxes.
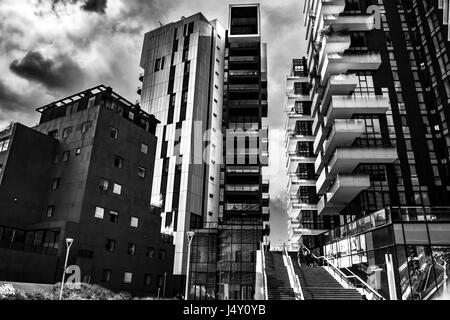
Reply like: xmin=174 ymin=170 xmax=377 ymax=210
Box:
xmin=264 ymin=251 xmax=296 ymax=300
xmin=289 ymin=252 xmax=363 ymax=300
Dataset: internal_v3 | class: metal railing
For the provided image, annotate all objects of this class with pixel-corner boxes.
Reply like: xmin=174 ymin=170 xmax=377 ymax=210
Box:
xmin=299 ymin=243 xmax=385 ymax=300
xmin=283 ymin=244 xmax=305 ymax=300
xmin=260 ymin=242 xmax=269 ymax=300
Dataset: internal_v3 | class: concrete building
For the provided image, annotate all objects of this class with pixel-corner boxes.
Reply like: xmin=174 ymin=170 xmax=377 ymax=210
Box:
xmin=0 ymin=85 xmax=175 ymax=297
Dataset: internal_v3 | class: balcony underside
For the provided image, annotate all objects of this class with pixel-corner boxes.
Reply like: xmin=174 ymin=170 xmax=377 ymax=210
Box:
xmin=327 ymin=147 xmax=399 ymax=177
xmin=320 ymin=53 xmax=382 ymax=85
xmin=287 ymin=155 xmax=315 ymax=173
xmin=288 ymin=178 xmax=317 ymax=195
xmin=326 ymin=174 xmax=371 ymax=203
xmin=287 ymin=200 xmax=317 ymax=219
xmin=318 ymin=34 xmax=351 ymax=71
xmin=286 ymin=134 xmax=315 ymax=152
xmin=317 ymin=119 xmax=365 ymax=156
xmin=324 ymin=96 xmax=390 ymax=127
xmin=317 ymin=195 xmax=346 ymax=216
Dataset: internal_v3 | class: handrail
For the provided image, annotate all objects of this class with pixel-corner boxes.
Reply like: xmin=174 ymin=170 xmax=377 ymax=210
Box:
xmin=299 ymin=243 xmax=385 ymax=300
xmin=283 ymin=245 xmax=305 ymax=300
xmin=260 ymin=242 xmax=268 ymax=300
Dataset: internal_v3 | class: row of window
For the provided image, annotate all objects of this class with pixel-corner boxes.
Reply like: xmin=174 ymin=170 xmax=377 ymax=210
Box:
xmin=94 ymin=207 xmax=139 ymax=227
xmin=103 ymin=269 xmax=166 ymax=287
xmin=104 ymin=238 xmax=166 ymax=260
xmin=0 ymin=138 xmax=10 ymax=152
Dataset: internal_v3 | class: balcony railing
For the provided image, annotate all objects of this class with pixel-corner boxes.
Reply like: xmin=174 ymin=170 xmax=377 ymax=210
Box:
xmin=229 ymin=56 xmax=259 ymax=62
xmin=229 ymin=70 xmax=259 ymax=76
xmin=228 ymin=84 xmax=259 ymax=91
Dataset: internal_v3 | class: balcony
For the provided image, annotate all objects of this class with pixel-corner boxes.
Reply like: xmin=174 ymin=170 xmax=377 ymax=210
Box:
xmin=288 ymin=175 xmax=316 ymax=195
xmin=228 ymin=84 xmax=259 ymax=91
xmin=229 ymin=56 xmax=259 ymax=63
xmin=320 ymin=119 xmax=365 ymax=156
xmin=262 ymin=207 xmax=270 ymax=221
xmin=323 ymin=14 xmax=376 ymax=32
xmin=287 ymin=199 xmax=318 ymax=219
xmin=317 ymin=194 xmax=346 ymax=216
xmin=327 ymin=147 xmax=399 ymax=177
xmin=320 ymin=52 xmax=382 ymax=85
xmin=326 ymin=174 xmax=371 ymax=203
xmin=313 ymin=74 xmax=359 ymax=118
xmin=316 ymin=167 xmax=332 ymax=194
xmin=318 ymin=34 xmax=352 ymax=72
xmin=286 ymin=133 xmax=315 ymax=152
xmin=320 ymin=0 xmax=346 ymax=17
xmin=324 ymin=95 xmax=389 ymax=127
xmin=286 ymin=153 xmax=315 ymax=173
xmin=262 ymin=192 xmax=270 ymax=205
xmin=229 ymin=70 xmax=259 ymax=77
xmin=285 ymin=113 xmax=313 ymax=131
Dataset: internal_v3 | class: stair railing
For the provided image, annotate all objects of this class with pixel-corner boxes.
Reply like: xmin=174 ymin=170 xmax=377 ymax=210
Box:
xmin=260 ymin=242 xmax=269 ymax=300
xmin=283 ymin=245 xmax=305 ymax=300
xmin=299 ymin=243 xmax=385 ymax=300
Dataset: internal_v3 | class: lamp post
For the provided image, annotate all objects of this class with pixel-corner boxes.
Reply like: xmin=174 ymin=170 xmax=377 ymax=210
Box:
xmin=185 ymin=231 xmax=195 ymax=300
xmin=59 ymin=238 xmax=74 ymax=300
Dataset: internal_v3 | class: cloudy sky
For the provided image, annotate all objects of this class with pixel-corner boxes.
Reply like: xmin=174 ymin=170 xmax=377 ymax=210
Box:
xmin=0 ymin=0 xmax=307 ymax=247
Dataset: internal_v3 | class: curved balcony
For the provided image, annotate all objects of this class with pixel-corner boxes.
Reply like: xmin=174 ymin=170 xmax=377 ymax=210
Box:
xmin=286 ymin=154 xmax=315 ymax=173
xmin=287 ymin=200 xmax=318 ymax=219
xmin=318 ymin=34 xmax=352 ymax=72
xmin=286 ymin=133 xmax=315 ymax=152
xmin=315 ymin=119 xmax=365 ymax=155
xmin=288 ymin=176 xmax=316 ymax=195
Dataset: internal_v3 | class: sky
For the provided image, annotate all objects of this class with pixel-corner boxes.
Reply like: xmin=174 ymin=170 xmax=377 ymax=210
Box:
xmin=0 ymin=0 xmax=307 ymax=247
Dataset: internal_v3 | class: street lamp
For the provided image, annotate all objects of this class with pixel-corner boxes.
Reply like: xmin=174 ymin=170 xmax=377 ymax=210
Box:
xmin=59 ymin=238 xmax=74 ymax=300
xmin=185 ymin=231 xmax=195 ymax=300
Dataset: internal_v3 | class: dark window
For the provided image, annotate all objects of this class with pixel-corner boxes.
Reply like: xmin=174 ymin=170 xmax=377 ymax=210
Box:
xmin=159 ymin=249 xmax=166 ymax=260
xmin=48 ymin=130 xmax=57 ymax=138
xmin=61 ymin=151 xmax=70 ymax=162
xmin=146 ymin=247 xmax=155 ymax=258
xmin=105 ymin=239 xmax=115 ymax=252
xmin=102 ymin=269 xmax=112 ymax=282
xmin=110 ymin=127 xmax=118 ymax=139
xmin=188 ymin=21 xmax=194 ymax=34
xmin=99 ymin=178 xmax=109 ymax=191
xmin=51 ymin=178 xmax=60 ymax=190
xmin=128 ymin=243 xmax=136 ymax=256
xmin=114 ymin=156 xmax=123 ymax=168
xmin=46 ymin=206 xmax=54 ymax=218
xmin=154 ymin=58 xmax=161 ymax=72
xmin=144 ymin=274 xmax=151 ymax=286
xmin=138 ymin=166 xmax=146 ymax=178
xmin=62 ymin=127 xmax=72 ymax=139
xmin=81 ymin=121 xmax=92 ymax=133
xmin=109 ymin=210 xmax=119 ymax=223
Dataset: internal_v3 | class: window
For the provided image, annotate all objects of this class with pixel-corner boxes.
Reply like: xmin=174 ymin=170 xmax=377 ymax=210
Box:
xmin=109 ymin=210 xmax=119 ymax=223
xmin=48 ymin=130 xmax=57 ymax=138
xmin=141 ymin=143 xmax=148 ymax=154
xmin=110 ymin=127 xmax=118 ymax=139
xmin=128 ymin=111 xmax=134 ymax=120
xmin=159 ymin=249 xmax=166 ymax=260
xmin=113 ymin=156 xmax=123 ymax=168
xmin=102 ymin=269 xmax=112 ymax=282
xmin=87 ymin=96 xmax=96 ymax=108
xmin=95 ymin=206 xmax=105 ymax=219
xmin=61 ymin=151 xmax=70 ymax=162
xmin=62 ymin=127 xmax=72 ymax=139
xmin=0 ymin=138 xmax=10 ymax=152
xmin=146 ymin=247 xmax=155 ymax=258
xmin=127 ymin=243 xmax=136 ymax=256
xmin=144 ymin=274 xmax=151 ymax=286
xmin=81 ymin=121 xmax=92 ymax=133
xmin=46 ymin=206 xmax=54 ymax=218
xmin=75 ymin=148 xmax=81 ymax=156
xmin=99 ymin=178 xmax=109 ymax=191
xmin=0 ymin=164 xmax=3 ymax=174
xmin=113 ymin=183 xmax=122 ymax=195
xmin=51 ymin=178 xmax=60 ymax=190
xmin=130 ymin=216 xmax=139 ymax=228
xmin=124 ymin=272 xmax=133 ymax=284
xmin=138 ymin=166 xmax=146 ymax=178
xmin=105 ymin=239 xmax=115 ymax=252
xmin=154 ymin=58 xmax=161 ymax=72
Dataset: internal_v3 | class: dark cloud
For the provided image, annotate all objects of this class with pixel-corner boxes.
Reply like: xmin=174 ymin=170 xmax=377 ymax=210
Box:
xmin=81 ymin=0 xmax=107 ymax=14
xmin=9 ymin=51 xmax=85 ymax=91
xmin=0 ymin=80 xmax=32 ymax=114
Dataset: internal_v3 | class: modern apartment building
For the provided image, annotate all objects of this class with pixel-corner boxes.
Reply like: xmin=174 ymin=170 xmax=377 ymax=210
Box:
xmin=295 ymin=0 xmax=450 ymax=300
xmin=139 ymin=13 xmax=226 ymax=291
xmin=0 ymin=85 xmax=175 ymax=296
xmin=284 ymin=58 xmax=339 ymax=249
xmin=139 ymin=4 xmax=269 ymax=300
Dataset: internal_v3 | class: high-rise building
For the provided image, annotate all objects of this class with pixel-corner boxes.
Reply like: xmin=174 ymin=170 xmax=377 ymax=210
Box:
xmin=296 ymin=0 xmax=450 ymax=300
xmin=284 ymin=58 xmax=339 ymax=249
xmin=139 ymin=4 xmax=269 ymax=300
xmin=139 ymin=13 xmax=226 ymax=291
xmin=0 ymin=85 xmax=175 ymax=296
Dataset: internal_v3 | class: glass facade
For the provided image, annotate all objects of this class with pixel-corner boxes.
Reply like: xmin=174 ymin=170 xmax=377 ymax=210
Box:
xmin=318 ymin=206 xmax=450 ymax=300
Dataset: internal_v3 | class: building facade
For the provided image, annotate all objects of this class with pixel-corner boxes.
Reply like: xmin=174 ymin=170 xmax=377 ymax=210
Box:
xmin=0 ymin=85 xmax=175 ymax=296
xmin=139 ymin=4 xmax=270 ymax=300
xmin=298 ymin=0 xmax=450 ymax=300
